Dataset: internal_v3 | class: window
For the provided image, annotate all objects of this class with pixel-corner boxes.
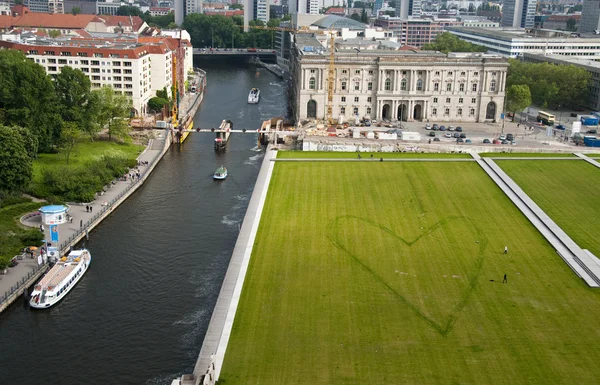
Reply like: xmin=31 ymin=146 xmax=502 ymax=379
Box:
xmin=94 ymin=53 xmax=103 ymax=58
xmin=461 ymin=72 xmax=466 ymax=76
xmin=309 ymin=77 xmax=316 ymax=90
xmin=402 ymin=71 xmax=407 ymax=75
xmin=416 ymin=79 xmax=423 ymax=91
xmin=80 ymin=60 xmax=88 ymax=65
xmin=48 ymin=66 xmax=57 ymax=72
xmin=92 ymin=68 xmax=100 ymax=73
xmin=92 ymin=75 xmax=100 ymax=81
xmin=367 ymin=82 xmax=373 ymax=91
xmin=490 ymin=80 xmax=496 ymax=92
xmin=470 ymin=108 xmax=475 ymax=115
xmin=385 ymin=78 xmax=391 ymax=91
xmin=125 ymin=77 xmax=132 ymax=81
xmin=471 ymin=98 xmax=476 ymax=103
xmin=48 ymin=58 xmax=56 ymax=63
xmin=432 ymin=108 xmax=437 ymax=115
xmin=113 ymin=76 xmax=121 ymax=81
xmin=401 ymin=78 xmax=407 ymax=90
xmin=492 ymin=71 xmax=496 ymax=76
xmin=113 ymin=69 xmax=121 ymax=74
xmin=367 ymin=97 xmax=372 ymax=102
xmin=341 ymin=106 xmax=346 ymax=114
xmin=472 ymin=83 xmax=478 ymax=92
xmin=342 ymin=70 xmax=347 ymax=74
xmin=354 ymin=97 xmax=359 ymax=102
xmin=459 ymin=98 xmax=463 ymax=104
xmin=434 ymin=83 xmax=439 ymax=91
xmin=341 ymin=97 xmax=346 ymax=102
xmin=354 ymin=82 xmax=360 ymax=91
xmin=58 ymin=59 xmax=67 ymax=65
xmin=418 ymin=71 xmax=423 ymax=75
xmin=124 ymin=69 xmax=132 ymax=74
xmin=113 ymin=61 xmax=121 ymax=66
xmin=435 ymin=71 xmax=440 ymax=75
xmin=355 ymin=70 xmax=360 ymax=74
xmin=368 ymin=70 xmax=373 ymax=75
xmin=77 ymin=52 xmax=87 ymax=57
xmin=310 ymin=69 xmax=315 ymax=73
xmin=459 ymin=83 xmax=465 ymax=92
xmin=445 ymin=108 xmax=450 ymax=115
xmin=366 ymin=107 xmax=372 ymax=114
xmin=458 ymin=108 xmax=462 ymax=116
xmin=124 ymin=61 xmax=132 ymax=67
xmin=474 ymin=72 xmax=478 ymax=76
xmin=448 ymin=72 xmax=453 ymax=75
xmin=81 ymin=68 xmax=89 ymax=72
xmin=341 ymin=81 xmax=347 ymax=90
xmin=353 ymin=107 xmax=359 ymax=115
xmin=60 ymin=51 xmax=72 ymax=56
xmin=433 ymin=97 xmax=438 ymax=103
xmin=447 ymin=83 xmax=452 ymax=91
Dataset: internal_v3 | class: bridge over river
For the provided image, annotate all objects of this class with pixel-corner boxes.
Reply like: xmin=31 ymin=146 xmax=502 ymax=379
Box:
xmin=193 ymin=48 xmax=277 ymax=60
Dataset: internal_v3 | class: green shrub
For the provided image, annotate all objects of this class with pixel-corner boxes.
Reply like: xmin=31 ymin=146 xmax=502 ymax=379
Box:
xmin=0 ymin=257 xmax=8 ymax=270
xmin=0 ymin=194 xmax=32 ymax=208
xmin=19 ymin=229 xmax=44 ymax=246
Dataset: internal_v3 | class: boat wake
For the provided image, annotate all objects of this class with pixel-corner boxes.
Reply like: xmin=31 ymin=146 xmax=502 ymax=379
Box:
xmin=244 ymin=153 xmax=263 ymax=165
xmin=250 ymin=145 xmax=262 ymax=152
xmin=221 ymin=192 xmax=251 ymax=227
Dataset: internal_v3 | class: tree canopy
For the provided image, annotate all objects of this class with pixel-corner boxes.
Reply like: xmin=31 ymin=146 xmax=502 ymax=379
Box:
xmin=421 ymin=32 xmax=487 ymax=53
xmin=0 ymin=125 xmax=33 ymax=193
xmin=507 ymin=59 xmax=590 ymax=109
xmin=505 ymin=84 xmax=532 ymax=116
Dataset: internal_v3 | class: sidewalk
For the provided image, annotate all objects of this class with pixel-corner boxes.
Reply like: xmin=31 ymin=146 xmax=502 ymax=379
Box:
xmin=0 ymin=129 xmax=171 ymax=312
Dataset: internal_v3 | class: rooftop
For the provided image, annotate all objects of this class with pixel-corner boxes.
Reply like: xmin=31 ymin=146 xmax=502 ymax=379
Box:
xmin=448 ymin=26 xmax=600 ymax=41
xmin=312 ymin=15 xmax=368 ymax=30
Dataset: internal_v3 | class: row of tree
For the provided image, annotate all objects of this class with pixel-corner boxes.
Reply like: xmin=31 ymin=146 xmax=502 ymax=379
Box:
xmin=421 ymin=32 xmax=488 ymax=53
xmin=0 ymin=50 xmax=132 ymax=193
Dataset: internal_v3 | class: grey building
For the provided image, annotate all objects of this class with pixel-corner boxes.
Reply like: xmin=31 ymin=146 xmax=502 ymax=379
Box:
xmin=175 ymin=0 xmax=202 ymax=26
xmin=581 ymin=0 xmax=600 ymax=33
xmin=394 ymin=0 xmax=421 ymax=19
xmin=501 ymin=0 xmax=536 ymax=29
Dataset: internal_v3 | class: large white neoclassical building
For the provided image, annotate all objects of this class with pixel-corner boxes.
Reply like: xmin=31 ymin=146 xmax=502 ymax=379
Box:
xmin=290 ymin=34 xmax=509 ymax=124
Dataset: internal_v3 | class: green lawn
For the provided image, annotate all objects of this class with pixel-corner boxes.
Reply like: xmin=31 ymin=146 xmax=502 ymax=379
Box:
xmin=32 ymin=140 xmax=141 ymax=183
xmin=480 ymin=152 xmax=575 ymax=158
xmin=219 ymin=161 xmax=600 ymax=385
xmin=277 ymin=151 xmax=472 ymax=159
xmin=0 ymin=201 xmax=44 ymax=262
xmin=498 ymin=160 xmax=600 ymax=257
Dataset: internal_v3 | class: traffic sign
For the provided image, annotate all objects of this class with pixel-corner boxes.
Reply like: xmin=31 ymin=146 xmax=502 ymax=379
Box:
xmin=501 ymin=113 xmax=505 ymax=119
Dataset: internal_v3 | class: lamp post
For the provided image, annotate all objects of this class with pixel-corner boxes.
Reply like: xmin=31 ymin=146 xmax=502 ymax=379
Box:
xmin=211 ymin=27 xmax=214 ymax=49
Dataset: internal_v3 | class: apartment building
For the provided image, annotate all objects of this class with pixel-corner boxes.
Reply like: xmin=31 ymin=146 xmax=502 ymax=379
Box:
xmin=290 ymin=34 xmax=508 ymax=122
xmin=375 ymin=17 xmax=461 ymax=48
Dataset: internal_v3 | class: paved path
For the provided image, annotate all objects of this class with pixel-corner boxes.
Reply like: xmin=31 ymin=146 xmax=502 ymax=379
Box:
xmin=192 ymin=148 xmax=277 ymax=383
xmin=472 ymin=153 xmax=600 ymax=287
xmin=574 ymin=152 xmax=600 ymax=168
xmin=0 ymin=129 xmax=171 ymax=313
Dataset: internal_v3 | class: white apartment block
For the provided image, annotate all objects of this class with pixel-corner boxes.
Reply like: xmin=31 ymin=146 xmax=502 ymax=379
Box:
xmin=186 ymin=0 xmax=202 ymax=16
xmin=96 ymin=1 xmax=124 ymax=15
xmin=290 ymin=35 xmax=508 ymax=123
xmin=0 ymin=40 xmax=154 ymax=115
xmin=448 ymin=27 xmax=600 ymax=59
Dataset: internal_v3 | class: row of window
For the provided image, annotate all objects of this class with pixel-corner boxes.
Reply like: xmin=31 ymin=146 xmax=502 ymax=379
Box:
xmin=36 ymin=50 xmax=135 ymax=59
xmin=433 ymin=97 xmax=478 ymax=104
xmin=308 ymin=77 xmax=487 ymax=92
xmin=312 ymin=68 xmax=494 ymax=77
xmin=432 ymin=107 xmax=476 ymax=116
xmin=340 ymin=106 xmax=371 ymax=115
xmin=42 ymin=58 xmax=133 ymax=66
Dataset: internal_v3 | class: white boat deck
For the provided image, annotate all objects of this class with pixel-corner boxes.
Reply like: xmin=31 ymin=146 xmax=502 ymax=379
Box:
xmin=37 ymin=263 xmax=77 ymax=289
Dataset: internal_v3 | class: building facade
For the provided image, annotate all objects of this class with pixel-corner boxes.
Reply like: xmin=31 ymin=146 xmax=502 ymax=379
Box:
xmin=394 ymin=0 xmax=421 ymax=19
xmin=580 ymin=0 xmax=600 ymax=33
xmin=501 ymin=0 xmax=536 ymax=28
xmin=290 ymin=36 xmax=508 ymax=123
xmin=448 ymin=27 xmax=600 ymax=59
xmin=96 ymin=1 xmax=122 ymax=15
xmin=175 ymin=0 xmax=203 ymax=26
xmin=375 ymin=17 xmax=461 ymax=48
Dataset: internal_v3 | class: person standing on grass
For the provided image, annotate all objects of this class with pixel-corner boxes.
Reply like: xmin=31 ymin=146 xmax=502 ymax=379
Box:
xmin=503 ymin=274 xmax=508 ymax=283
xmin=504 ymin=246 xmax=508 ymax=254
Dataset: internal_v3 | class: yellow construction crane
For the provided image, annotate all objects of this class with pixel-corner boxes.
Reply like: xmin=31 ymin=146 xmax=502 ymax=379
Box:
xmin=240 ymin=25 xmax=337 ymax=125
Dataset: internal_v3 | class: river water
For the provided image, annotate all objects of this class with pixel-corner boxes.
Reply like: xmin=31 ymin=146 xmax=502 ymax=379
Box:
xmin=0 ymin=58 xmax=288 ymax=385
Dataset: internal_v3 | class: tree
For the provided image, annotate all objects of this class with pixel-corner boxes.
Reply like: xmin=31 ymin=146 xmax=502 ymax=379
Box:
xmin=116 ymin=5 xmax=144 ymax=17
xmin=568 ymin=4 xmax=582 ymax=13
xmin=53 ymin=66 xmax=92 ymax=126
xmin=230 ymin=3 xmax=243 ymax=9
xmin=14 ymin=126 xmax=38 ymax=160
xmin=566 ymin=18 xmax=577 ymax=32
xmin=350 ymin=13 xmax=361 ymax=21
xmin=148 ymin=97 xmax=170 ymax=113
xmin=59 ymin=122 xmax=83 ymax=164
xmin=505 ymin=84 xmax=532 ymax=119
xmin=156 ymin=87 xmax=170 ymax=101
xmin=422 ymin=32 xmax=487 ymax=53
xmin=361 ymin=8 xmax=368 ymax=23
xmin=48 ymin=30 xmax=61 ymax=38
xmin=468 ymin=3 xmax=476 ymax=12
xmin=0 ymin=50 xmax=63 ymax=152
xmin=71 ymin=6 xmax=81 ymax=15
xmin=0 ymin=125 xmax=33 ymax=193
xmin=92 ymin=87 xmax=132 ymax=141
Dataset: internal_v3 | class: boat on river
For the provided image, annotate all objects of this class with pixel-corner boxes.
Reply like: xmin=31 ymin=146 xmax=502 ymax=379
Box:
xmin=214 ymin=166 xmax=228 ymax=180
xmin=248 ymin=88 xmax=260 ymax=104
xmin=29 ymin=249 xmax=91 ymax=309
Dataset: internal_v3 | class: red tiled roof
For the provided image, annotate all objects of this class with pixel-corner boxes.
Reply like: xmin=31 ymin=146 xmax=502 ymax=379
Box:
xmin=325 ymin=7 xmax=345 ymax=14
xmin=0 ymin=39 xmax=150 ymax=59
xmin=10 ymin=5 xmax=29 ymax=16
xmin=14 ymin=13 xmax=96 ymax=29
xmin=92 ymin=15 xmax=145 ymax=31
xmin=0 ymin=15 xmax=16 ymax=29
xmin=399 ymin=45 xmax=419 ymax=51
xmin=203 ymin=10 xmax=243 ymax=16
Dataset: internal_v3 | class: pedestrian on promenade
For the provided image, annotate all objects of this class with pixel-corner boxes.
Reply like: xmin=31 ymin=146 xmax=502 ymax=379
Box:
xmin=504 ymin=246 xmax=508 ymax=254
xmin=69 ymin=216 xmax=73 ymax=224
xmin=503 ymin=274 xmax=508 ymax=283
xmin=80 ymin=219 xmax=83 ymax=228
xmin=371 ymin=154 xmax=373 ymax=159
xmin=90 ymin=206 xmax=93 ymax=213
xmin=86 ymin=205 xmax=89 ymax=213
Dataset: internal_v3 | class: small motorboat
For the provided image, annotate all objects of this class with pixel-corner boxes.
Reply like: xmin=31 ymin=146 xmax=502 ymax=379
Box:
xmin=214 ymin=166 xmax=228 ymax=180
xmin=248 ymin=88 xmax=260 ymax=104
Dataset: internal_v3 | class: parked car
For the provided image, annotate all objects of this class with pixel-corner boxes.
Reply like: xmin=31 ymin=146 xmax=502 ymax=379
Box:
xmin=453 ymin=132 xmax=460 ymax=138
xmin=483 ymin=138 xmax=491 ymax=144
xmin=457 ymin=138 xmax=464 ymax=143
xmin=460 ymin=133 xmax=467 ymax=138
xmin=586 ymin=129 xmax=597 ymax=134
xmin=499 ymin=134 xmax=506 ymax=140
xmin=445 ymin=133 xmax=452 ymax=138
xmin=429 ymin=131 xmax=436 ymax=137
xmin=433 ymin=137 xmax=440 ymax=141
xmin=425 ymin=124 xmax=431 ymax=130
xmin=556 ymin=124 xmax=566 ymax=130
xmin=440 ymin=125 xmax=446 ymax=131
xmin=455 ymin=126 xmax=463 ymax=132
xmin=432 ymin=124 xmax=439 ymax=131
xmin=501 ymin=139 xmax=509 ymax=144
xmin=511 ymin=140 xmax=517 ymax=145
xmin=465 ymin=139 xmax=472 ymax=144
xmin=570 ymin=112 xmax=578 ymax=117
xmin=506 ymin=133 xmax=514 ymax=141
xmin=448 ymin=125 xmax=455 ymax=131
xmin=493 ymin=139 xmax=501 ymax=144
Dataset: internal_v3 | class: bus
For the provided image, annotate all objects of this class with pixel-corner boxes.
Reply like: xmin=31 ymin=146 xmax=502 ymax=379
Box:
xmin=537 ymin=111 xmax=556 ymax=126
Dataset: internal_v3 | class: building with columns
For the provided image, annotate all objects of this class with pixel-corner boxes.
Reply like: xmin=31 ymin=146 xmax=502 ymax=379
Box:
xmin=290 ymin=34 xmax=509 ymax=123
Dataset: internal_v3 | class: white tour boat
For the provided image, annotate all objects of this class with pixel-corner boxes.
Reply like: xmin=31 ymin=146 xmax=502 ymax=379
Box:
xmin=248 ymin=88 xmax=260 ymax=104
xmin=29 ymin=249 xmax=91 ymax=309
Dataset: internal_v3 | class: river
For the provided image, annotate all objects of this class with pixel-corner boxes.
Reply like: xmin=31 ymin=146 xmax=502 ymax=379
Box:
xmin=0 ymin=58 xmax=288 ymax=385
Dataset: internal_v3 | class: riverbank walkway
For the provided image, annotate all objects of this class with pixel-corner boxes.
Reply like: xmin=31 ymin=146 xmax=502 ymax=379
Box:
xmin=0 ymin=129 xmax=171 ymax=314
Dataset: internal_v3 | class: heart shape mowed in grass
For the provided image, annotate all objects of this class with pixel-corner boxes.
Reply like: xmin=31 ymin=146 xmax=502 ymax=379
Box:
xmin=327 ymin=215 xmax=487 ymax=336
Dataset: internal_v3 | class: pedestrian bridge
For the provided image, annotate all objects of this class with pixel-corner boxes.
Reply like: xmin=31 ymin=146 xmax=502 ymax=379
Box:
xmin=193 ymin=49 xmax=277 ymax=59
